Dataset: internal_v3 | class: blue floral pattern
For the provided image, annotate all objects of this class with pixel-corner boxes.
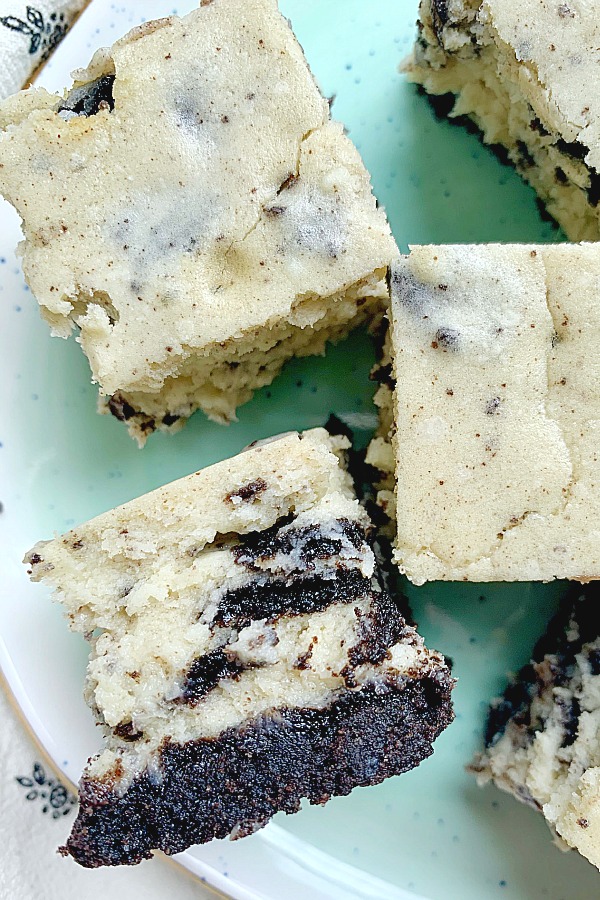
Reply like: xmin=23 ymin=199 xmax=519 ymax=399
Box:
xmin=0 ymin=6 xmax=68 ymax=60
xmin=16 ymin=762 xmax=77 ymax=819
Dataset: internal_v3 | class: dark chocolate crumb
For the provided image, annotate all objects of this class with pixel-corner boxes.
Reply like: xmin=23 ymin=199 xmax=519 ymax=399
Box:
xmin=433 ymin=327 xmax=459 ymax=351
xmin=370 ymin=363 xmax=395 ymax=390
xmin=225 ymin=478 xmax=268 ymax=506
xmin=107 ymin=393 xmax=137 ymax=422
xmin=485 ymin=397 xmax=501 ymax=415
xmin=430 ymin=0 xmax=449 ymax=43
xmin=588 ymin=647 xmax=600 ymax=675
xmin=485 ymin=584 xmax=600 ymax=749
xmin=345 ymin=590 xmax=410 ymax=677
xmin=114 ymin=722 xmax=144 ymax=743
xmin=276 ymin=172 xmax=299 ymax=195
xmin=558 ymin=694 xmax=580 ymax=747
xmin=29 ymin=553 xmax=42 ymax=565
xmin=174 ymin=650 xmax=245 ymax=706
xmin=555 ymin=166 xmax=568 ymax=184
xmin=516 ymin=140 xmax=535 ymax=169
xmin=556 ymin=137 xmax=588 ymax=161
xmin=161 ymin=413 xmax=180 ymax=427
xmin=233 ymin=517 xmax=366 ymax=572
xmin=587 ymin=170 xmax=600 ymax=207
xmin=530 ymin=118 xmax=550 ymax=136
xmin=58 ymin=75 xmax=116 ymax=118
xmin=294 ymin=642 xmax=315 ymax=670
xmin=325 ymin=413 xmax=353 ymax=443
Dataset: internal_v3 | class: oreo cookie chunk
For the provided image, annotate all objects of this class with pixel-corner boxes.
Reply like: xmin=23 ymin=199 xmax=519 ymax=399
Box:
xmin=471 ymin=585 xmax=600 ymax=870
xmin=371 ymin=244 xmax=600 ymax=584
xmin=24 ymin=429 xmax=454 ymax=867
xmin=406 ymin=1 xmax=600 ymax=241
xmin=0 ymin=0 xmax=396 ymax=445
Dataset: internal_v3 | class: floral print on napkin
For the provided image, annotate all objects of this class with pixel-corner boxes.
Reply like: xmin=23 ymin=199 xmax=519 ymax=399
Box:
xmin=0 ymin=0 xmax=89 ymax=99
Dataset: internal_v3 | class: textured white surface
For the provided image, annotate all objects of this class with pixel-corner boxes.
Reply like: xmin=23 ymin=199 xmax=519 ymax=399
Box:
xmin=390 ymin=244 xmax=600 ymax=583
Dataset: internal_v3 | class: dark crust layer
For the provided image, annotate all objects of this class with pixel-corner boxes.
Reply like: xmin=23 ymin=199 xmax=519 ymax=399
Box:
xmin=63 ymin=675 xmax=454 ymax=867
xmin=213 ymin=567 xmax=371 ymax=629
xmin=485 ymin=584 xmax=600 ymax=749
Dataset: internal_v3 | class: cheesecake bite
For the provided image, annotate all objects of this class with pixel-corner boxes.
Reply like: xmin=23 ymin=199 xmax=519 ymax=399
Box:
xmin=25 ymin=428 xmax=454 ymax=867
xmin=370 ymin=244 xmax=600 ymax=583
xmin=407 ymin=0 xmax=600 ymax=240
xmin=471 ymin=584 xmax=600 ymax=870
xmin=0 ymin=0 xmax=396 ymax=444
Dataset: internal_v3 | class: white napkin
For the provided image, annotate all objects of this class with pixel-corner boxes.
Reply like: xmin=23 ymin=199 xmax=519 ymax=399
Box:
xmin=0 ymin=0 xmax=89 ymax=99
xmin=0 ymin=685 xmax=217 ymax=899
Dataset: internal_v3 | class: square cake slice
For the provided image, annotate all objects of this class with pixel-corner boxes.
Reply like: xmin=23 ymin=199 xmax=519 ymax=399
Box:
xmin=406 ymin=1 xmax=600 ymax=241
xmin=0 ymin=0 xmax=396 ymax=445
xmin=25 ymin=428 xmax=454 ymax=867
xmin=368 ymin=244 xmax=600 ymax=584
xmin=471 ymin=585 xmax=600 ymax=870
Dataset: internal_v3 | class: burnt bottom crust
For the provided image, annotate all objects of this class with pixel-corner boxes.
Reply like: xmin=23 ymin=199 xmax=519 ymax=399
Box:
xmin=62 ymin=675 xmax=454 ymax=867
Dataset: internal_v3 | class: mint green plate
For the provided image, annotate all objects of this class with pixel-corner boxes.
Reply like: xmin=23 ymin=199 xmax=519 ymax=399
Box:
xmin=0 ymin=1 xmax=597 ymax=898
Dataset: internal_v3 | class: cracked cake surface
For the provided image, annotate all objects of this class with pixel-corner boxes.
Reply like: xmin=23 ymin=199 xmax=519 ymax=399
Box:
xmin=0 ymin=0 xmax=396 ymax=444
xmin=24 ymin=428 xmax=454 ymax=867
xmin=471 ymin=584 xmax=600 ymax=870
xmin=406 ymin=0 xmax=600 ymax=240
xmin=371 ymin=245 xmax=600 ymax=584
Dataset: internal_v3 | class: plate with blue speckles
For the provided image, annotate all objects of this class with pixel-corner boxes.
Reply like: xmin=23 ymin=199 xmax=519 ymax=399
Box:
xmin=1 ymin=1 xmax=599 ymax=898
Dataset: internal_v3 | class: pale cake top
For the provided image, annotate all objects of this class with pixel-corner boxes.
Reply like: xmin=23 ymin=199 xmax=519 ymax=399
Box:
xmin=390 ymin=243 xmax=600 ymax=583
xmin=481 ymin=0 xmax=600 ymax=168
xmin=430 ymin=0 xmax=600 ymax=172
xmin=0 ymin=0 xmax=395 ymax=397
